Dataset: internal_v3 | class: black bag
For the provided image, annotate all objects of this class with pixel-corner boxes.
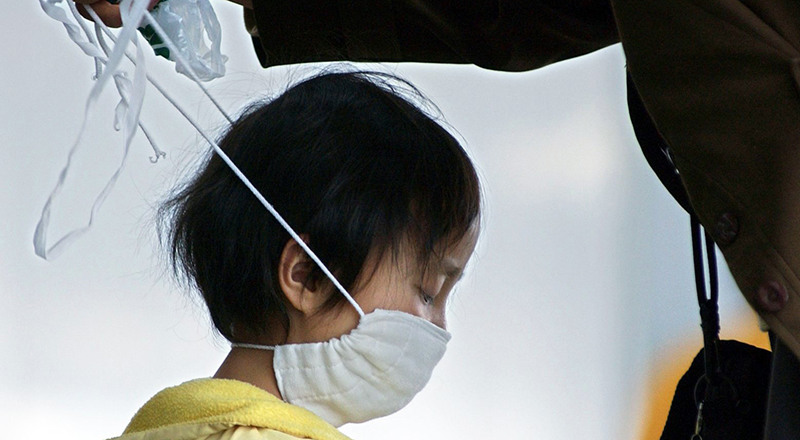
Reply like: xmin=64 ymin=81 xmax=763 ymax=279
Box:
xmin=660 ymin=340 xmax=772 ymax=440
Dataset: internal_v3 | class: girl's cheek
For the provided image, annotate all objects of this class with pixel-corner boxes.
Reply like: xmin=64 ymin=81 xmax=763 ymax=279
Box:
xmin=378 ymin=287 xmax=423 ymax=316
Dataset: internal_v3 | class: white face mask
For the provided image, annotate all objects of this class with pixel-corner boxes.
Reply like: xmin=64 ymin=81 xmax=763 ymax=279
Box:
xmin=234 ymin=308 xmax=451 ymax=427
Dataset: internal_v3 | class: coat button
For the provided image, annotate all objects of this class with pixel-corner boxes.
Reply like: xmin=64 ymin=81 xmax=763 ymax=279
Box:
xmin=756 ymin=281 xmax=788 ymax=313
xmin=714 ymin=212 xmax=739 ymax=245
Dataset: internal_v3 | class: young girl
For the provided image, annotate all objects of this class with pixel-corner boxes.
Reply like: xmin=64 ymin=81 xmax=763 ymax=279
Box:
xmin=111 ymin=71 xmax=481 ymax=440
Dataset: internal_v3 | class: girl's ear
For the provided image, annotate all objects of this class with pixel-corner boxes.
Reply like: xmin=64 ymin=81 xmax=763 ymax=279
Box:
xmin=278 ymin=238 xmax=327 ymax=316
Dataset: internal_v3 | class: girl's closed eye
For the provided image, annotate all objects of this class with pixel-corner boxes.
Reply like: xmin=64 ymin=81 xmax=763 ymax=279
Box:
xmin=418 ymin=286 xmax=435 ymax=305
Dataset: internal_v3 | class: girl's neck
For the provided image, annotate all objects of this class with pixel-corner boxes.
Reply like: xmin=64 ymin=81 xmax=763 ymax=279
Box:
xmin=214 ymin=348 xmax=283 ymax=399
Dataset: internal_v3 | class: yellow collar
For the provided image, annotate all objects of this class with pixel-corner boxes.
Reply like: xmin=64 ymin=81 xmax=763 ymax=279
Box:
xmin=122 ymin=378 xmax=351 ymax=440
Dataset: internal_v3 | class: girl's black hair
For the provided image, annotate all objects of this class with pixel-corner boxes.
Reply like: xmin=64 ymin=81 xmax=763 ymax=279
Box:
xmin=159 ymin=71 xmax=481 ymax=341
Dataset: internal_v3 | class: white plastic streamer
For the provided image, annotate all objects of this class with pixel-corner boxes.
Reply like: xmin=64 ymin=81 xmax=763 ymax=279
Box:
xmin=63 ymin=0 xmax=164 ymax=160
xmin=35 ymin=0 xmax=150 ymax=260
xmin=40 ymin=0 xmax=107 ymax=61
xmin=64 ymin=0 xmax=104 ymax=78
xmin=93 ymin=20 xmax=166 ymax=161
xmin=36 ymin=0 xmax=365 ymax=317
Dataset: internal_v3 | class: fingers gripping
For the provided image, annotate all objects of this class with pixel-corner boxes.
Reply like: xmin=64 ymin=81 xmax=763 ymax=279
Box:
xmin=74 ymin=0 xmax=159 ymax=27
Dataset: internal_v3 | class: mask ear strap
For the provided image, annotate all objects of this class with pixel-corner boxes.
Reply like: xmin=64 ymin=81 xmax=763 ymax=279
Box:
xmin=77 ymin=0 xmax=366 ymax=318
xmin=138 ymin=5 xmax=365 ymax=317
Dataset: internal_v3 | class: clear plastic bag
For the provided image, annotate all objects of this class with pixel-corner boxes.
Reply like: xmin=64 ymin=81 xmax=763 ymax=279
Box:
xmin=138 ymin=0 xmax=227 ymax=81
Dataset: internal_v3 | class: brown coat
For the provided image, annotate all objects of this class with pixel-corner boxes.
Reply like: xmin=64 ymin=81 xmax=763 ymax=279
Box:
xmin=246 ymin=0 xmax=800 ymax=359
xmin=613 ymin=0 xmax=800 ymax=360
xmin=246 ymin=0 xmax=618 ymax=70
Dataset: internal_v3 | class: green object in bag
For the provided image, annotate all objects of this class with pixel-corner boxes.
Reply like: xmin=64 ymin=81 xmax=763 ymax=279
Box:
xmin=103 ymin=0 xmax=171 ymax=59
xmin=139 ymin=0 xmax=174 ymax=61
xmin=137 ymin=0 xmax=169 ymax=59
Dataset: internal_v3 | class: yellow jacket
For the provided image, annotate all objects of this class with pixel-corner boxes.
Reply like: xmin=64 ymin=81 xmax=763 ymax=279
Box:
xmin=109 ymin=378 xmax=352 ymax=440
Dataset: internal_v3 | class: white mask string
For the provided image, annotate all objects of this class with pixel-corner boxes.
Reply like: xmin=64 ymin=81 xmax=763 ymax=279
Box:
xmin=38 ymin=0 xmax=364 ymax=318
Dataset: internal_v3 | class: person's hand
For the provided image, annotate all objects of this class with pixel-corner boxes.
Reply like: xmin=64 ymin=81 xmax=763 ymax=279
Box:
xmin=73 ymin=0 xmax=161 ymax=28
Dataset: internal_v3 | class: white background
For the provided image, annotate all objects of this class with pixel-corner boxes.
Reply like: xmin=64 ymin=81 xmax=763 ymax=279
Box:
xmin=1 ymin=2 xmax=755 ymax=439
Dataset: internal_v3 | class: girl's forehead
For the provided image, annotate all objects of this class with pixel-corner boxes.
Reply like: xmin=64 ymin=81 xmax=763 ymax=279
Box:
xmin=419 ymin=226 xmax=479 ymax=277
xmin=371 ymin=220 xmax=479 ymax=278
